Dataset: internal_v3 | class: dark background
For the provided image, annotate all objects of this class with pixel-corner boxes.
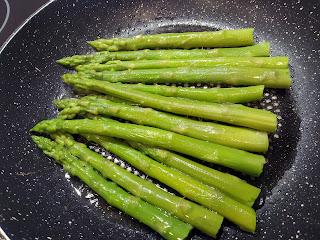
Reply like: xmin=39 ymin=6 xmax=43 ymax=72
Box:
xmin=1 ymin=2 xmax=49 ymax=239
xmin=0 ymin=0 xmax=49 ymax=47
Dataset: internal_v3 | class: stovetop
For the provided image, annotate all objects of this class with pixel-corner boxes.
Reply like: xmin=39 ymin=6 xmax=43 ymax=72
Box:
xmin=0 ymin=0 xmax=49 ymax=48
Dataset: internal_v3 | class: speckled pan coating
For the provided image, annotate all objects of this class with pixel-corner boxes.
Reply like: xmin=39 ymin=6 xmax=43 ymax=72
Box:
xmin=0 ymin=0 xmax=319 ymax=239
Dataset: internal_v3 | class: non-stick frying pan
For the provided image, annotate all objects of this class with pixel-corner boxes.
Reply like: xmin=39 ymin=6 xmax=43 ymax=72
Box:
xmin=0 ymin=0 xmax=319 ymax=239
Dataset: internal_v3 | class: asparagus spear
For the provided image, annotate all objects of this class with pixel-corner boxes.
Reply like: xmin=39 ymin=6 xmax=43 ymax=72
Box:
xmin=57 ymin=42 xmax=270 ymax=68
xmin=63 ymin=74 xmax=278 ymax=132
xmin=66 ymin=85 xmax=265 ymax=105
xmin=78 ymin=66 xmax=292 ymax=88
xmin=125 ymin=84 xmax=264 ymax=103
xmin=88 ymin=28 xmax=254 ymax=51
xmin=129 ymin=142 xmax=260 ymax=206
xmin=31 ymin=136 xmax=192 ymax=240
xmin=55 ymin=97 xmax=269 ymax=152
xmin=31 ymin=118 xmax=266 ymax=176
xmin=84 ymin=134 xmax=256 ymax=232
xmin=55 ymin=95 xmax=133 ymax=108
xmin=54 ymin=134 xmax=223 ymax=237
xmin=76 ymin=57 xmax=288 ymax=72
xmin=87 ymin=84 xmax=264 ymax=103
xmin=61 ymin=83 xmax=265 ymax=104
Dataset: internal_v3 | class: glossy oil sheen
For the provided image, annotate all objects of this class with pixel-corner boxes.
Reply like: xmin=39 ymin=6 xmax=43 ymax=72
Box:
xmin=0 ymin=0 xmax=319 ymax=239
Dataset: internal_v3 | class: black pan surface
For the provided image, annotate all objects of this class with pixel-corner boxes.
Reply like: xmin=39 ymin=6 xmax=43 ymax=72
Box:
xmin=0 ymin=0 xmax=319 ymax=239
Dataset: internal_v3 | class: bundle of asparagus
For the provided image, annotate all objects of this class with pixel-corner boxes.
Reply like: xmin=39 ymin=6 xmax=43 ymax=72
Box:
xmin=31 ymin=28 xmax=292 ymax=239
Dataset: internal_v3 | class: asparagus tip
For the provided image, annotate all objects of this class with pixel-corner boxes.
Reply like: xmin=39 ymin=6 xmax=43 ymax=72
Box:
xmin=31 ymin=135 xmax=55 ymax=153
xmin=56 ymin=58 xmax=65 ymax=65
xmin=30 ymin=125 xmax=40 ymax=133
xmin=31 ymin=135 xmax=42 ymax=143
xmin=31 ymin=119 xmax=59 ymax=133
xmin=62 ymin=73 xmax=74 ymax=83
xmin=53 ymin=99 xmax=61 ymax=108
xmin=87 ymin=41 xmax=95 ymax=48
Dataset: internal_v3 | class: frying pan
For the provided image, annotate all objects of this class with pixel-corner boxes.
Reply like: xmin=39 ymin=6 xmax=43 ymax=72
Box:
xmin=0 ymin=0 xmax=319 ymax=239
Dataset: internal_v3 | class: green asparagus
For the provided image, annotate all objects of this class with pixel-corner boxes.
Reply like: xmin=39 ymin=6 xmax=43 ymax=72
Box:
xmin=76 ymin=57 xmax=288 ymax=72
xmin=130 ymin=142 xmax=260 ymax=206
xmin=63 ymin=74 xmax=278 ymax=132
xmin=56 ymin=95 xmax=133 ymax=108
xmin=85 ymin=135 xmax=256 ymax=232
xmin=31 ymin=118 xmax=266 ymax=176
xmin=87 ymin=84 xmax=265 ymax=103
xmin=57 ymin=42 xmax=270 ymax=68
xmin=55 ymin=96 xmax=269 ymax=152
xmin=54 ymin=134 xmax=223 ymax=237
xmin=88 ymin=28 xmax=254 ymax=51
xmin=30 ymin=27 xmax=290 ymax=238
xmin=31 ymin=136 xmax=192 ymax=240
xmin=78 ymin=66 xmax=291 ymax=88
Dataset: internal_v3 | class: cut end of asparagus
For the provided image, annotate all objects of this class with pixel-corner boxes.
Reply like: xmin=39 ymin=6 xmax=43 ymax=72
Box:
xmin=250 ymin=188 xmax=262 ymax=206
xmin=255 ymin=85 xmax=265 ymax=99
xmin=278 ymin=69 xmax=293 ymax=89
xmin=252 ymin=157 xmax=266 ymax=177
xmin=212 ymin=218 xmax=224 ymax=237
xmin=245 ymin=28 xmax=255 ymax=45
xmin=243 ymin=212 xmax=257 ymax=233
xmin=260 ymin=41 xmax=270 ymax=56
xmin=261 ymin=68 xmax=292 ymax=89
xmin=266 ymin=113 xmax=278 ymax=133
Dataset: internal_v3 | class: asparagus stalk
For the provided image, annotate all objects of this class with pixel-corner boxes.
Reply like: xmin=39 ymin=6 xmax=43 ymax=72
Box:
xmin=63 ymin=74 xmax=278 ymax=132
xmin=91 ymin=84 xmax=264 ymax=103
xmin=55 ymin=97 xmax=269 ymax=152
xmin=31 ymin=136 xmax=192 ymax=240
xmin=78 ymin=66 xmax=292 ymax=88
xmin=54 ymin=134 xmax=223 ymax=237
xmin=130 ymin=142 xmax=260 ymax=206
xmin=88 ymin=28 xmax=254 ymax=51
xmin=84 ymin=134 xmax=256 ymax=232
xmin=31 ymin=118 xmax=266 ymax=176
xmin=126 ymin=84 xmax=264 ymax=103
xmin=76 ymin=57 xmax=288 ymax=72
xmin=73 ymin=82 xmax=259 ymax=108
xmin=61 ymin=83 xmax=265 ymax=104
xmin=55 ymin=95 xmax=133 ymax=108
xmin=57 ymin=42 xmax=270 ymax=68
